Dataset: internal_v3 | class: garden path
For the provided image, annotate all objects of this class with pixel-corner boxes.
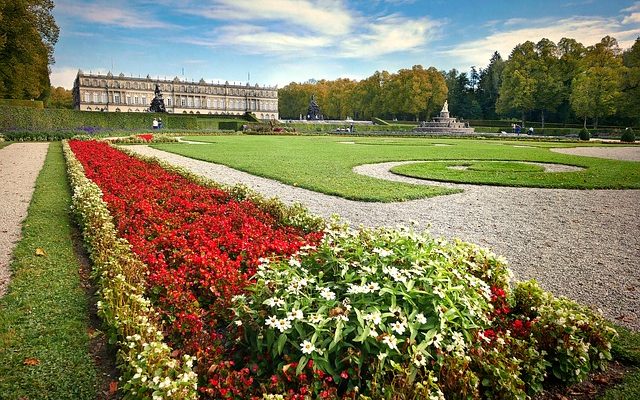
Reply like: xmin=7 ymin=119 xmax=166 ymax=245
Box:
xmin=551 ymin=146 xmax=640 ymax=161
xmin=0 ymin=143 xmax=49 ymax=296
xmin=127 ymin=145 xmax=640 ymax=331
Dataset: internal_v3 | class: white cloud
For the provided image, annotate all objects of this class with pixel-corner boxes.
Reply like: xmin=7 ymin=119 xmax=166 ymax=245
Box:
xmin=55 ymin=0 xmax=176 ymax=29
xmin=622 ymin=12 xmax=640 ymax=24
xmin=339 ymin=15 xmax=440 ymax=58
xmin=50 ymin=67 xmax=79 ymax=89
xmin=622 ymin=2 xmax=640 ymax=12
xmin=174 ymin=0 xmax=354 ymax=36
xmin=440 ymin=16 xmax=640 ymax=68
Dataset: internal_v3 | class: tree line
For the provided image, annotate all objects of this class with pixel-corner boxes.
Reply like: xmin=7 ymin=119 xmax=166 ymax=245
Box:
xmin=279 ymin=36 xmax=640 ymax=128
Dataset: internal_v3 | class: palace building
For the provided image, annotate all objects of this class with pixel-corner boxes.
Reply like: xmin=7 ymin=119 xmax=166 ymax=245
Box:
xmin=72 ymin=70 xmax=279 ymax=120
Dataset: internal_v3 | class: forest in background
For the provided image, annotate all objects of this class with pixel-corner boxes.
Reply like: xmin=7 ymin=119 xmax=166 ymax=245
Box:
xmin=279 ymin=36 xmax=640 ymax=129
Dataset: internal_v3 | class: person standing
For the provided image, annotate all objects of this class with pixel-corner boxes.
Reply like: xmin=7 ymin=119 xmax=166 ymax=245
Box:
xmin=152 ymin=118 xmax=159 ymax=130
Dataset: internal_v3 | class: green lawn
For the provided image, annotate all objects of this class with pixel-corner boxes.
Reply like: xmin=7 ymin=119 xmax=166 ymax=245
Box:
xmin=0 ymin=142 xmax=9 ymax=150
xmin=0 ymin=142 xmax=99 ymax=399
xmin=152 ymin=136 xmax=640 ymax=202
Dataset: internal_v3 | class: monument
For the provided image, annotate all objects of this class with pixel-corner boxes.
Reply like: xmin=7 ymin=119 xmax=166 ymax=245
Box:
xmin=306 ymin=94 xmax=323 ymax=120
xmin=149 ymin=84 xmax=167 ymax=113
xmin=414 ymin=100 xmax=474 ymax=134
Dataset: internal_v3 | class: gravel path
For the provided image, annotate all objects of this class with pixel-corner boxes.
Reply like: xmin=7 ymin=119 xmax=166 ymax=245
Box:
xmin=551 ymin=146 xmax=640 ymax=161
xmin=127 ymin=145 xmax=640 ymax=330
xmin=0 ymin=143 xmax=49 ymax=296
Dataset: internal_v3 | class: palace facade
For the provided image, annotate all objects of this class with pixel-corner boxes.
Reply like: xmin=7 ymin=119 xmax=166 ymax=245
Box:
xmin=72 ymin=70 xmax=279 ymax=120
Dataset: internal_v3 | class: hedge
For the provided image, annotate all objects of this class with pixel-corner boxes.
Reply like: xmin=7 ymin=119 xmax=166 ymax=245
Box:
xmin=0 ymin=106 xmax=252 ymax=133
xmin=0 ymin=99 xmax=44 ymax=108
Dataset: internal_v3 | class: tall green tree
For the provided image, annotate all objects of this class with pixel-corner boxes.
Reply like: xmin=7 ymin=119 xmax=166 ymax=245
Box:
xmin=496 ymin=41 xmax=537 ymax=125
xmin=570 ymin=36 xmax=623 ymax=129
xmin=477 ymin=51 xmax=505 ymax=119
xmin=0 ymin=0 xmax=59 ymax=101
xmin=445 ymin=69 xmax=481 ymax=119
xmin=555 ymin=38 xmax=586 ymax=123
xmin=532 ymin=39 xmax=563 ymax=128
xmin=620 ymin=37 xmax=640 ymax=125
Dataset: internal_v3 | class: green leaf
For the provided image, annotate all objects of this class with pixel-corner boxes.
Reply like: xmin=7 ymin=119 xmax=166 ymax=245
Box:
xmin=276 ymin=334 xmax=287 ymax=355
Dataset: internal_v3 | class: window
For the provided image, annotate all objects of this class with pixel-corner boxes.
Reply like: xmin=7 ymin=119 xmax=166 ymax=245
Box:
xmin=181 ymin=98 xmax=186 ymax=106
xmin=188 ymin=97 xmax=193 ymax=107
xmin=84 ymin=93 xmax=90 ymax=103
xmin=93 ymin=93 xmax=99 ymax=103
xmin=126 ymin=96 xmax=131 ymax=104
xmin=114 ymin=94 xmax=121 ymax=104
xmin=134 ymin=96 xmax=139 ymax=104
xmin=195 ymin=98 xmax=200 ymax=107
xmin=167 ymin=97 xmax=172 ymax=106
xmin=206 ymin=98 xmax=210 ymax=108
xmin=141 ymin=96 xmax=146 ymax=105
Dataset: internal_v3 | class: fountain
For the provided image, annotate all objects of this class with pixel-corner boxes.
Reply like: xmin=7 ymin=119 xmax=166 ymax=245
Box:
xmin=413 ymin=101 xmax=475 ymax=134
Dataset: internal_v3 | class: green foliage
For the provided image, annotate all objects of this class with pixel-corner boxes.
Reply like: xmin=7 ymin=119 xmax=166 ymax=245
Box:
xmin=47 ymin=86 xmax=73 ymax=109
xmin=0 ymin=98 xmax=44 ymax=108
xmin=0 ymin=105 xmax=248 ymax=132
xmin=0 ymin=142 xmax=99 ymax=399
xmin=371 ymin=117 xmax=389 ymax=125
xmin=233 ymin=223 xmax=616 ymax=399
xmin=0 ymin=0 xmax=58 ymax=102
xmin=219 ymin=121 xmax=245 ymax=131
xmin=579 ymin=128 xmax=591 ymax=141
xmin=621 ymin=128 xmax=636 ymax=142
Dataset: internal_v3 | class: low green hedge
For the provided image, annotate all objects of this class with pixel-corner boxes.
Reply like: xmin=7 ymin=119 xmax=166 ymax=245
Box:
xmin=0 ymin=106 xmax=252 ymax=135
xmin=0 ymin=99 xmax=44 ymax=108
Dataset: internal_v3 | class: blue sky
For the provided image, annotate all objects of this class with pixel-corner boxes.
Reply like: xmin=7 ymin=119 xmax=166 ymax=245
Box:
xmin=50 ymin=0 xmax=640 ymax=89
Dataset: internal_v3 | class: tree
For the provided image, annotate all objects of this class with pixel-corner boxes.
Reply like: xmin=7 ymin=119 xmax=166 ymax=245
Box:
xmin=555 ymin=38 xmax=586 ymax=123
xmin=570 ymin=37 xmax=623 ymax=129
xmin=445 ymin=69 xmax=481 ymax=119
xmin=496 ymin=41 xmax=537 ymax=125
xmin=0 ymin=0 xmax=59 ymax=101
xmin=477 ymin=52 xmax=505 ymax=119
xmin=532 ymin=39 xmax=564 ymax=128
xmin=47 ymin=86 xmax=73 ymax=108
xmin=620 ymin=38 xmax=640 ymax=125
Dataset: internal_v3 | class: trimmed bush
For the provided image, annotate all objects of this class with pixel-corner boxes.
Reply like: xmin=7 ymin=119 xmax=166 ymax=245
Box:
xmin=621 ymin=129 xmax=636 ymax=143
xmin=579 ymin=128 xmax=591 ymax=141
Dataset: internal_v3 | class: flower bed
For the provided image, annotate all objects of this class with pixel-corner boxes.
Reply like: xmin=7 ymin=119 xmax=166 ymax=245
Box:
xmin=67 ymin=139 xmax=617 ymax=399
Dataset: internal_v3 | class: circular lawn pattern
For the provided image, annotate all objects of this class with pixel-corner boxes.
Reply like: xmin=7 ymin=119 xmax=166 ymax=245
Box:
xmin=391 ymin=160 xmax=585 ymax=187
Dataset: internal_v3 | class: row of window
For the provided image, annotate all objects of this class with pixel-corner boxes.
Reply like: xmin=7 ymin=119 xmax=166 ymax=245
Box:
xmin=81 ymin=79 xmax=277 ymax=98
xmin=82 ymin=92 xmax=277 ymax=111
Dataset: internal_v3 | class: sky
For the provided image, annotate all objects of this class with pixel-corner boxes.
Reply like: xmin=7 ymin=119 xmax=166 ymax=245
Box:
xmin=50 ymin=0 xmax=640 ymax=89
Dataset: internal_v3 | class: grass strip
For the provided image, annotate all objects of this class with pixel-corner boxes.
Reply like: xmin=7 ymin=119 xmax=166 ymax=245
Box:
xmin=0 ymin=142 xmax=99 ymax=399
xmin=601 ymin=324 xmax=640 ymax=398
xmin=152 ymin=136 xmax=639 ymax=202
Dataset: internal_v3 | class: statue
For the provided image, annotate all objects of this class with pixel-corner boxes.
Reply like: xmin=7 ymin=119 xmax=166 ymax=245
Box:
xmin=149 ymin=83 xmax=167 ymax=113
xmin=306 ymin=94 xmax=322 ymax=120
xmin=441 ymin=100 xmax=448 ymax=113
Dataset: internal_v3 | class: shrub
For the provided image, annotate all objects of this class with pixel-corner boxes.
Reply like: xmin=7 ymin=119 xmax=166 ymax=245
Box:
xmin=579 ymin=128 xmax=591 ymax=141
xmin=0 ymin=99 xmax=44 ymax=108
xmin=621 ymin=129 xmax=636 ymax=143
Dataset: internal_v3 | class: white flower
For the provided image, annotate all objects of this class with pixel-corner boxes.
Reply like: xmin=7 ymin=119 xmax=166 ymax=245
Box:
xmin=377 ymin=352 xmax=388 ymax=361
xmin=415 ymin=313 xmax=427 ymax=324
xmin=300 ymin=340 xmax=316 ymax=354
xmin=365 ymin=311 xmax=382 ymax=326
xmin=234 ymin=320 xmax=243 ymax=326
xmin=274 ymin=318 xmax=292 ymax=333
xmin=288 ymin=257 xmax=301 ymax=268
xmin=413 ymin=353 xmax=427 ymax=367
xmin=258 ymin=257 xmax=270 ymax=265
xmin=334 ymin=314 xmax=349 ymax=322
xmin=432 ymin=333 xmax=443 ymax=349
xmin=308 ymin=313 xmax=324 ymax=324
xmin=373 ymin=248 xmax=394 ymax=258
xmin=287 ymin=309 xmax=304 ymax=321
xmin=433 ymin=287 xmax=446 ymax=299
xmin=319 ymin=287 xmax=336 ymax=301
xmin=382 ymin=334 xmax=399 ymax=351
xmin=265 ymin=315 xmax=278 ymax=328
xmin=391 ymin=320 xmax=407 ymax=335
xmin=365 ymin=281 xmax=380 ymax=293
xmin=265 ymin=297 xmax=286 ymax=308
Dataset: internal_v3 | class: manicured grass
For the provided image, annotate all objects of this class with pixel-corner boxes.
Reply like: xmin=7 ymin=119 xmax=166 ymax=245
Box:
xmin=0 ymin=142 xmax=99 ymax=399
xmin=152 ymin=136 xmax=640 ymax=202
xmin=601 ymin=325 xmax=640 ymax=399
